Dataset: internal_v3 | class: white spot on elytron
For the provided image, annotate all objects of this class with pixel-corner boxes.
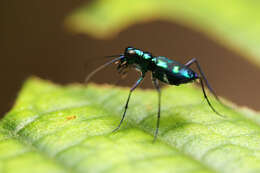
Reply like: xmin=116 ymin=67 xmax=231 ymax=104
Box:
xmin=173 ymin=66 xmax=180 ymax=73
xmin=180 ymin=69 xmax=190 ymax=78
xmin=157 ymin=60 xmax=167 ymax=68
xmin=163 ymin=74 xmax=169 ymax=83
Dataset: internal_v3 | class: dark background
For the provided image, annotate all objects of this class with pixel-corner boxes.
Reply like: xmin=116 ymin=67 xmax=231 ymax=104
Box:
xmin=2 ymin=0 xmax=260 ymax=117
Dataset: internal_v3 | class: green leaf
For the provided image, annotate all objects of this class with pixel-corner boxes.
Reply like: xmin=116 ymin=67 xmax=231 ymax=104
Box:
xmin=66 ymin=0 xmax=260 ymax=66
xmin=1 ymin=77 xmax=260 ymax=173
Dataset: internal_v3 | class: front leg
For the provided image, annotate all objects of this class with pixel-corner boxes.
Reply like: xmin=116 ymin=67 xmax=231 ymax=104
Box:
xmin=113 ymin=74 xmax=145 ymax=132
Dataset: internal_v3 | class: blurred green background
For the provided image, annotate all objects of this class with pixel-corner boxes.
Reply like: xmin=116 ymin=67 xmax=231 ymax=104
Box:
xmin=2 ymin=0 xmax=260 ymax=117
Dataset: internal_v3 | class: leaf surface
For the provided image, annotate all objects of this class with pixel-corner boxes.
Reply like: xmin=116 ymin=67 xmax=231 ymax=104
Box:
xmin=1 ymin=78 xmax=260 ymax=173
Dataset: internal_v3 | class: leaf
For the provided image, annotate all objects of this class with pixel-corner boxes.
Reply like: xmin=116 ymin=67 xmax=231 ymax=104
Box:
xmin=1 ymin=77 xmax=260 ymax=173
xmin=66 ymin=0 xmax=260 ymax=66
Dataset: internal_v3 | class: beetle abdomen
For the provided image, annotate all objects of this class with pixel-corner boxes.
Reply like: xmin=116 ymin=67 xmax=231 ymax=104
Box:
xmin=153 ymin=56 xmax=197 ymax=85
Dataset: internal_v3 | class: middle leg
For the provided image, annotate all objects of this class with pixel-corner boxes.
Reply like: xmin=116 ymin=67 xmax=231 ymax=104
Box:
xmin=152 ymin=75 xmax=161 ymax=142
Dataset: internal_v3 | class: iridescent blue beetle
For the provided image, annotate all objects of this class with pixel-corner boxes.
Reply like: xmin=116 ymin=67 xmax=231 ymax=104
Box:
xmin=86 ymin=47 xmax=224 ymax=141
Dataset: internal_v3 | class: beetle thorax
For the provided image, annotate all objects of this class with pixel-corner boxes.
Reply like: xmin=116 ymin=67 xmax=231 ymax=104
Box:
xmin=124 ymin=47 xmax=154 ymax=72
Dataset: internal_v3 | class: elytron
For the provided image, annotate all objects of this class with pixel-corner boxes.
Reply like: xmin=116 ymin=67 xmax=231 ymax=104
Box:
xmin=86 ymin=47 xmax=224 ymax=141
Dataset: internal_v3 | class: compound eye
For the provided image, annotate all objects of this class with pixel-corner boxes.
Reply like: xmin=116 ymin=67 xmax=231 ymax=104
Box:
xmin=128 ymin=49 xmax=135 ymax=55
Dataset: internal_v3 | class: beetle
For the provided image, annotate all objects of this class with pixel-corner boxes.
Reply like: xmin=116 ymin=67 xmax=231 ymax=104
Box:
xmin=86 ymin=47 xmax=224 ymax=141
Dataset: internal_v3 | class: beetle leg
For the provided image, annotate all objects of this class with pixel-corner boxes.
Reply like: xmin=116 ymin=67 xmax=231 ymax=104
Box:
xmin=185 ymin=58 xmax=225 ymax=117
xmin=152 ymin=75 xmax=161 ymax=142
xmin=199 ymin=77 xmax=225 ymax=117
xmin=113 ymin=74 xmax=145 ymax=132
xmin=185 ymin=58 xmax=223 ymax=102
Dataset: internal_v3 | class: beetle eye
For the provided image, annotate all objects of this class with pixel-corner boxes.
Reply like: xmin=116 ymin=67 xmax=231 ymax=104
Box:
xmin=128 ymin=50 xmax=135 ymax=55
